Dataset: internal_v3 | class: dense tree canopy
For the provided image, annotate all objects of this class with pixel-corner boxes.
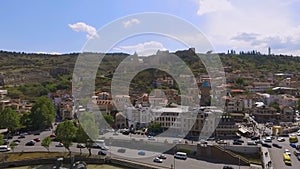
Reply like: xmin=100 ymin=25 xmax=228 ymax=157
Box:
xmin=0 ymin=134 xmax=4 ymax=145
xmin=0 ymin=108 xmax=21 ymax=131
xmin=29 ymin=96 xmax=56 ymax=130
xmin=41 ymin=136 xmax=52 ymax=152
xmin=55 ymin=120 xmax=77 ymax=152
xmin=78 ymin=112 xmax=98 ymax=140
xmin=148 ymin=122 xmax=162 ymax=134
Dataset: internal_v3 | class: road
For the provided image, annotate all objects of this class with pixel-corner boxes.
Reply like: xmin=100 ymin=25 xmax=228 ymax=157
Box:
xmin=4 ymin=129 xmax=251 ymax=169
xmin=268 ymin=135 xmax=300 ymax=169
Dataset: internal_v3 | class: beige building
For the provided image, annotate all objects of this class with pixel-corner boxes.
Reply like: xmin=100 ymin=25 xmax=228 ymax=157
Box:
xmin=115 ymin=112 xmax=127 ymax=129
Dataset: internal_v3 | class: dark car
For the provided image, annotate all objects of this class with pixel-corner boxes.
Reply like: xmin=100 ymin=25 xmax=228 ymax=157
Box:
xmin=296 ymin=155 xmax=300 ymax=161
xmin=223 ymin=166 xmax=234 ymax=169
xmin=117 ymin=148 xmax=126 ymax=153
xmin=262 ymin=142 xmax=272 ymax=148
xmin=251 ymin=136 xmax=260 ymax=140
xmin=233 ymin=141 xmax=242 ymax=145
xmin=33 ymin=132 xmax=40 ymax=135
xmin=158 ymin=154 xmax=167 ymax=159
xmin=272 ymin=143 xmax=282 ymax=148
xmin=234 ymin=139 xmax=244 ymax=143
xmin=18 ymin=134 xmax=25 ymax=139
xmin=3 ymin=139 xmax=9 ymax=145
xmin=98 ymin=150 xmax=107 ymax=156
xmin=290 ymin=143 xmax=297 ymax=148
xmin=25 ymin=140 xmax=35 ymax=146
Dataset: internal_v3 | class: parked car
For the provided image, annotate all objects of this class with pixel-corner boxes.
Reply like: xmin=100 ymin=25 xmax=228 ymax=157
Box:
xmin=174 ymin=152 xmax=187 ymax=160
xmin=33 ymin=138 xmax=40 ymax=142
xmin=199 ymin=139 xmax=208 ymax=144
xmin=0 ymin=145 xmax=11 ymax=152
xmin=234 ymin=139 xmax=244 ymax=143
xmin=77 ymin=143 xmax=86 ymax=148
xmin=272 ymin=143 xmax=282 ymax=148
xmin=263 ymin=137 xmax=272 ymax=143
xmin=153 ymin=157 xmax=163 ymax=163
xmin=247 ymin=141 xmax=257 ymax=145
xmin=25 ymin=140 xmax=35 ymax=146
xmin=262 ymin=142 xmax=272 ymax=148
xmin=284 ymin=149 xmax=291 ymax=156
xmin=50 ymin=134 xmax=56 ymax=138
xmin=216 ymin=140 xmax=227 ymax=144
xmin=55 ymin=142 xmax=64 ymax=147
xmin=148 ymin=136 xmax=156 ymax=141
xmin=290 ymin=143 xmax=297 ymax=148
xmin=138 ymin=150 xmax=146 ymax=156
xmin=251 ymin=136 xmax=260 ymax=140
xmin=277 ymin=137 xmax=285 ymax=142
xmin=98 ymin=150 xmax=107 ymax=156
xmin=233 ymin=141 xmax=242 ymax=145
xmin=117 ymin=148 xmax=126 ymax=153
xmin=294 ymin=150 xmax=300 ymax=156
xmin=158 ymin=154 xmax=167 ymax=159
xmin=18 ymin=134 xmax=25 ymax=139
xmin=223 ymin=166 xmax=234 ymax=169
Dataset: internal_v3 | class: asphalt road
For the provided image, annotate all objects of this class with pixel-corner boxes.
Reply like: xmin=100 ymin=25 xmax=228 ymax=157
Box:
xmin=4 ymin=130 xmax=251 ymax=169
xmin=268 ymin=135 xmax=300 ymax=169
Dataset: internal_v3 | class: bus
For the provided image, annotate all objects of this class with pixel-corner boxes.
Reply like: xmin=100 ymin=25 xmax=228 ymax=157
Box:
xmin=283 ymin=153 xmax=291 ymax=165
xmin=289 ymin=135 xmax=298 ymax=143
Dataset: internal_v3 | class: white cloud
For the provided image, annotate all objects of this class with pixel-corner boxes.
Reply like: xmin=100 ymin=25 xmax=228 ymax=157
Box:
xmin=68 ymin=22 xmax=99 ymax=39
xmin=122 ymin=18 xmax=140 ymax=28
xmin=197 ymin=0 xmax=233 ymax=16
xmin=199 ymin=0 xmax=300 ymax=55
xmin=114 ymin=41 xmax=167 ymax=56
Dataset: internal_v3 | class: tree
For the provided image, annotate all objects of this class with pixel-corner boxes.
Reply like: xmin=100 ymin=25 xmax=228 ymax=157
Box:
xmin=29 ymin=96 xmax=56 ymax=130
xmin=9 ymin=141 xmax=17 ymax=152
xmin=236 ymin=78 xmax=245 ymax=86
xmin=78 ymin=112 xmax=98 ymax=140
xmin=55 ymin=120 xmax=77 ymax=153
xmin=148 ymin=122 xmax=162 ymax=134
xmin=0 ymin=134 xmax=4 ymax=145
xmin=86 ymin=139 xmax=94 ymax=156
xmin=41 ymin=136 xmax=52 ymax=152
xmin=0 ymin=108 xmax=21 ymax=132
xmin=103 ymin=114 xmax=114 ymax=126
xmin=297 ymin=99 xmax=300 ymax=111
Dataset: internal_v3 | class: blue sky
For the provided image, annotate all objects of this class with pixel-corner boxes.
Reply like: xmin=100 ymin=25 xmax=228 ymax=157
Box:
xmin=1 ymin=0 xmax=300 ymax=56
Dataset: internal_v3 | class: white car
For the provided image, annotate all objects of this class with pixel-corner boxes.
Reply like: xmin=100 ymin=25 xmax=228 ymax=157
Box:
xmin=153 ymin=157 xmax=163 ymax=163
xmin=247 ymin=141 xmax=257 ymax=145
xmin=284 ymin=149 xmax=291 ymax=156
xmin=277 ymin=137 xmax=285 ymax=142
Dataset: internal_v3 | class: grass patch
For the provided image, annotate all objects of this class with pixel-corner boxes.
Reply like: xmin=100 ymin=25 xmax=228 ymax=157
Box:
xmin=5 ymin=152 xmax=72 ymax=162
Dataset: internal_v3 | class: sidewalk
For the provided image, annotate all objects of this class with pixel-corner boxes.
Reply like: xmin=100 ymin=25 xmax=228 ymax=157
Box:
xmin=261 ymin=147 xmax=273 ymax=169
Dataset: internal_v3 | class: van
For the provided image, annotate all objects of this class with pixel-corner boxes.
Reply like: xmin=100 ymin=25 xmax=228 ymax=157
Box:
xmin=0 ymin=145 xmax=11 ymax=152
xmin=247 ymin=141 xmax=257 ymax=145
xmin=93 ymin=140 xmax=109 ymax=150
xmin=174 ymin=152 xmax=187 ymax=160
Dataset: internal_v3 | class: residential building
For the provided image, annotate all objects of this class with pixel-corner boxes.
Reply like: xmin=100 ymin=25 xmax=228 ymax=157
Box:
xmin=251 ymin=106 xmax=279 ymax=123
xmin=214 ymin=114 xmax=239 ymax=138
xmin=115 ymin=112 xmax=127 ymax=129
xmin=280 ymin=106 xmax=295 ymax=122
